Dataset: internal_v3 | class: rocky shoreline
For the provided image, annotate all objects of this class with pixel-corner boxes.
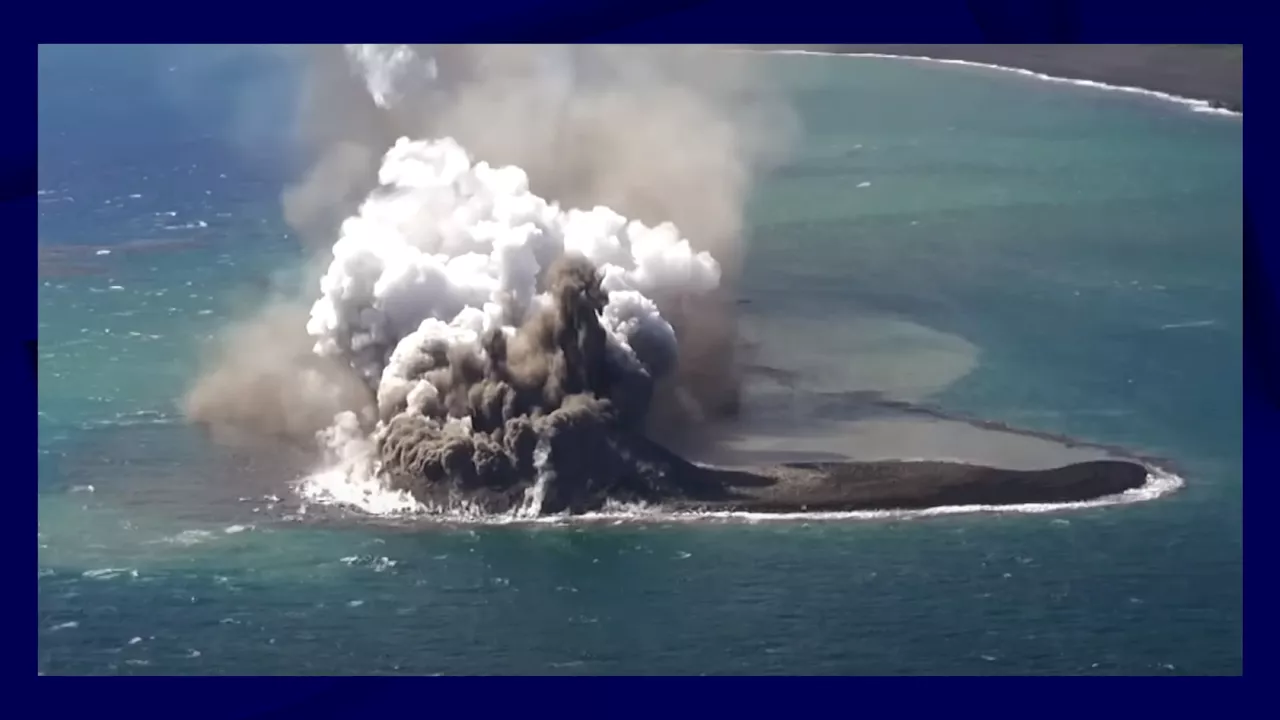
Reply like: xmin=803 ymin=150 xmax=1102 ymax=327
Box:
xmin=671 ymin=458 xmax=1150 ymax=514
xmin=390 ymin=427 xmax=1154 ymax=517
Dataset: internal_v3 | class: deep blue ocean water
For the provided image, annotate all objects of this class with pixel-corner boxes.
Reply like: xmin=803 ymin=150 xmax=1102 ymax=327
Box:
xmin=38 ymin=47 xmax=1242 ymax=675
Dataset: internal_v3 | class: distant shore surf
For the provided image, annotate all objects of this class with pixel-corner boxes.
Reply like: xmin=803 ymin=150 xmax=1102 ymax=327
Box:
xmin=744 ymin=44 xmax=1243 ymax=116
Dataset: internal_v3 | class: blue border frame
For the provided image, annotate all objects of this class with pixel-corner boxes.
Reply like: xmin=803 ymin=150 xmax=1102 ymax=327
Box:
xmin=28 ymin=0 xmax=1247 ymax=696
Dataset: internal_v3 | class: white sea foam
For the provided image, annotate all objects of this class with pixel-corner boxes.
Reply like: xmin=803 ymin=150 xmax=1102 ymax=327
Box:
xmin=340 ymin=555 xmax=398 ymax=572
xmin=1160 ymin=319 xmax=1218 ymax=330
xmin=82 ymin=567 xmax=137 ymax=580
xmin=147 ymin=529 xmax=215 ymax=546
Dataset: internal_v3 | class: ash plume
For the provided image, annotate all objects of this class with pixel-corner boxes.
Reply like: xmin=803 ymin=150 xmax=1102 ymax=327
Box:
xmin=183 ymin=297 xmax=373 ymax=450
xmin=184 ymin=45 xmax=798 ymax=514
xmin=371 ymin=255 xmax=678 ymax=515
xmin=289 ymin=45 xmax=797 ymax=443
xmin=296 ymin=133 xmax=723 ymax=514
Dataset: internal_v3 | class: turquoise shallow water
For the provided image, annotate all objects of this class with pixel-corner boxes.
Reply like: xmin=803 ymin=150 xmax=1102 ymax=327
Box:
xmin=38 ymin=49 xmax=1242 ymax=675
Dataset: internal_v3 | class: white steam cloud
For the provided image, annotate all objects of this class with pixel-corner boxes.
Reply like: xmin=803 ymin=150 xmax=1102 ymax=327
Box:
xmin=297 ymin=47 xmax=724 ymax=514
xmin=307 ymin=136 xmax=719 ymax=387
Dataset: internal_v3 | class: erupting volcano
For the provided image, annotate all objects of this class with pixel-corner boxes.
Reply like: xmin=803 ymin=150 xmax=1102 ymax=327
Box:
xmin=184 ymin=45 xmax=1163 ymax=520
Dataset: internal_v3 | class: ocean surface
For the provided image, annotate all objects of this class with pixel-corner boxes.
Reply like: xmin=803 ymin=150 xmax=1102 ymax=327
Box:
xmin=37 ymin=47 xmax=1243 ymax=675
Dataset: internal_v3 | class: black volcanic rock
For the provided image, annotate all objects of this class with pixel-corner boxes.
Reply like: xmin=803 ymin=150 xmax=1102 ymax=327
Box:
xmin=389 ymin=426 xmax=1151 ymax=516
xmin=676 ymin=459 xmax=1149 ymax=513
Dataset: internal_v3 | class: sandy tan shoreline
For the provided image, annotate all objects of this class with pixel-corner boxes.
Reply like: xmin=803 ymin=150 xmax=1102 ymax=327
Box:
xmin=746 ymin=44 xmax=1243 ymax=111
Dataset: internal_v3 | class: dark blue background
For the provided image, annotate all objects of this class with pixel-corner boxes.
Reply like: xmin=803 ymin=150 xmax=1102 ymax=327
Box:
xmin=23 ymin=0 xmax=1249 ymax=701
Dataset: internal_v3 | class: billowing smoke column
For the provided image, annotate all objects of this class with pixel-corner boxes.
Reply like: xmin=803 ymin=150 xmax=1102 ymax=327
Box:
xmin=282 ymin=44 xmax=796 ymax=447
xmin=305 ymin=135 xmax=722 ymax=515
xmin=184 ymin=44 xmax=795 ymax=515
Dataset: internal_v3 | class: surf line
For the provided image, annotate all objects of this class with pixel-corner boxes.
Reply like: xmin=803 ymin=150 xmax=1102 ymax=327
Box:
xmin=741 ymin=48 xmax=1242 ymax=118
